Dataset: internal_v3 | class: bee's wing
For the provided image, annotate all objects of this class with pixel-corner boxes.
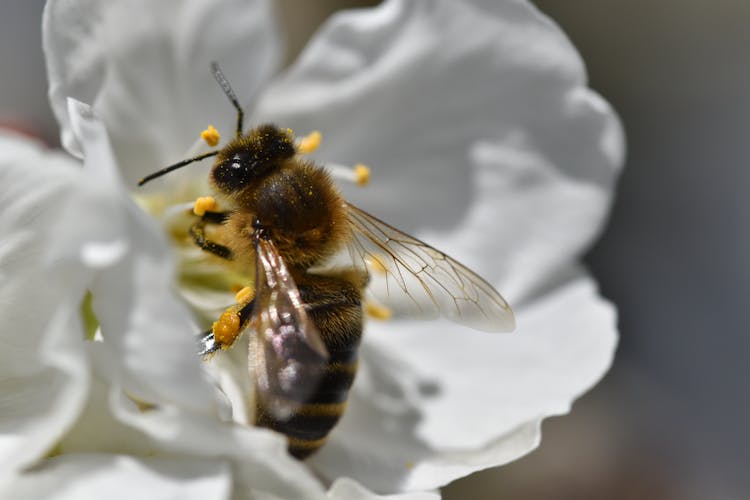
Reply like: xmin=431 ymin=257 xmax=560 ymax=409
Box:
xmin=250 ymin=237 xmax=329 ymax=421
xmin=344 ymin=203 xmax=515 ymax=332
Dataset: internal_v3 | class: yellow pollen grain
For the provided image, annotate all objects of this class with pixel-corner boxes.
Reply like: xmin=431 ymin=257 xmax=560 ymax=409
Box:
xmin=234 ymin=286 xmax=255 ymax=304
xmin=354 ymin=163 xmax=370 ymax=186
xmin=193 ymin=196 xmax=217 ymax=216
xmin=365 ymin=301 xmax=392 ymax=321
xmin=200 ymin=124 xmax=220 ymax=147
xmin=297 ymin=130 xmax=322 ymax=154
xmin=212 ymin=308 xmax=241 ymax=347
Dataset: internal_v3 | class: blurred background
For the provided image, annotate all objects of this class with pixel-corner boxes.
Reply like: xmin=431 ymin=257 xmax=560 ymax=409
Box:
xmin=3 ymin=1 xmax=748 ymax=498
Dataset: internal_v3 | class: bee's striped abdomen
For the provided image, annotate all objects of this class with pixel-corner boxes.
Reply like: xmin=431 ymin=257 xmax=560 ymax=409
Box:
xmin=256 ymin=346 xmax=359 ymax=458
xmin=255 ymin=273 xmax=364 ymax=459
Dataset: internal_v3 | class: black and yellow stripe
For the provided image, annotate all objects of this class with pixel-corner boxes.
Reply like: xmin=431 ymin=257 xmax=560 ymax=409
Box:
xmin=256 ymin=346 xmax=360 ymax=458
xmin=255 ymin=272 xmax=364 ymax=459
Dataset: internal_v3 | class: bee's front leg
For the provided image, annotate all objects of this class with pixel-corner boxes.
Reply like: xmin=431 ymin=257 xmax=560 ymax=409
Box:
xmin=189 ymin=220 xmax=234 ymax=260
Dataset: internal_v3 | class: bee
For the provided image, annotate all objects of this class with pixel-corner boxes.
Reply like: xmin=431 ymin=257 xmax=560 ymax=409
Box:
xmin=138 ymin=63 xmax=515 ymax=459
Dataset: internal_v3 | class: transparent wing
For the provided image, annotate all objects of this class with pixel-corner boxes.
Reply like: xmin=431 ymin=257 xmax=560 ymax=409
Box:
xmin=250 ymin=237 xmax=329 ymax=421
xmin=344 ymin=203 xmax=515 ymax=332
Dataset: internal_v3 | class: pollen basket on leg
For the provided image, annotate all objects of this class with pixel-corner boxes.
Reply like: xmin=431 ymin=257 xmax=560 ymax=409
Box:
xmin=235 ymin=286 xmax=255 ymax=305
xmin=212 ymin=307 xmax=242 ymax=347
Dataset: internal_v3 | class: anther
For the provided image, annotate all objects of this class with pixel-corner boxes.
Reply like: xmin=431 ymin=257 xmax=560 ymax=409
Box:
xmin=366 ymin=255 xmax=388 ymax=274
xmin=365 ymin=302 xmax=392 ymax=321
xmin=297 ymin=130 xmax=322 ymax=154
xmin=201 ymin=125 xmax=220 ymax=147
xmin=353 ymin=164 xmax=370 ymax=186
xmin=193 ymin=196 xmax=218 ymax=216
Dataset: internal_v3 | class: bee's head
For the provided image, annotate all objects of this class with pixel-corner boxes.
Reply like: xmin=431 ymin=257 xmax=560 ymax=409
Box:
xmin=210 ymin=124 xmax=295 ymax=194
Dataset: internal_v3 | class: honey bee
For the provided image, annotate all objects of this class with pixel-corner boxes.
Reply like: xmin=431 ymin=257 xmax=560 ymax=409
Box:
xmin=138 ymin=63 xmax=515 ymax=459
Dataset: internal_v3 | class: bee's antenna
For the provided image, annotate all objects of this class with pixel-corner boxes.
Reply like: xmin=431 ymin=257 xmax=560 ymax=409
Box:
xmin=211 ymin=62 xmax=244 ymax=138
xmin=137 ymin=150 xmax=219 ymax=186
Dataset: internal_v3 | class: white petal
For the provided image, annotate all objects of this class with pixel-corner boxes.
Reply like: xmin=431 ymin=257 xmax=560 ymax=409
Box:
xmin=60 ymin=103 xmax=329 ymax=500
xmin=0 ymin=132 xmax=94 ymax=473
xmin=55 ymin=347 xmax=156 ymax=457
xmin=253 ymin=1 xmax=621 ymax=489
xmin=312 ymin=273 xmax=616 ymax=491
xmin=54 ymin=341 xmax=327 ymax=499
xmin=66 ymin=100 xmax=219 ymax=416
xmin=107 ymin=392 xmax=328 ymax=499
xmin=0 ymin=454 xmax=231 ymax=500
xmin=43 ymin=0 xmax=282 ymax=184
xmin=254 ymin=0 xmax=624 ymax=299
xmin=328 ymin=478 xmax=440 ymax=500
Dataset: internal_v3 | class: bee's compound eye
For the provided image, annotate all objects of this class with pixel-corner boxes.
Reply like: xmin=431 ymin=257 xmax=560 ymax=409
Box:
xmin=212 ymin=150 xmax=253 ymax=193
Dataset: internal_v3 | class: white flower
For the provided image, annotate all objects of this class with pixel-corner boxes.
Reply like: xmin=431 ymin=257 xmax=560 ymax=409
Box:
xmin=0 ymin=0 xmax=624 ymax=498
xmin=0 ymin=115 xmax=328 ymax=498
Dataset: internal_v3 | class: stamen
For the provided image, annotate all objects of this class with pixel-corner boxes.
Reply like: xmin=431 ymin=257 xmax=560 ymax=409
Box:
xmin=327 ymin=163 xmax=371 ymax=187
xmin=365 ymin=301 xmax=392 ymax=321
xmin=212 ymin=307 xmax=241 ymax=347
xmin=201 ymin=125 xmax=220 ymax=147
xmin=297 ymin=130 xmax=322 ymax=154
xmin=234 ymin=286 xmax=255 ymax=304
xmin=193 ymin=196 xmax=218 ymax=216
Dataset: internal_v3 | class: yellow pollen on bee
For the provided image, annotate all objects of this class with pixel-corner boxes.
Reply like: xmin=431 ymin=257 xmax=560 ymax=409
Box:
xmin=297 ymin=130 xmax=322 ymax=154
xmin=200 ymin=124 xmax=220 ymax=147
xmin=353 ymin=163 xmax=371 ymax=186
xmin=234 ymin=286 xmax=255 ymax=304
xmin=365 ymin=301 xmax=392 ymax=321
xmin=212 ymin=308 xmax=241 ymax=347
xmin=193 ymin=196 xmax=218 ymax=216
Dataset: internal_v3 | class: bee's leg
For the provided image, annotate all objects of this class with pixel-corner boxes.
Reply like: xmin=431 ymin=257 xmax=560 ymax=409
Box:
xmin=192 ymin=196 xmax=230 ymax=225
xmin=199 ymin=210 xmax=230 ymax=225
xmin=197 ymin=328 xmax=219 ymax=356
xmin=197 ymin=298 xmax=256 ymax=356
xmin=190 ymin=195 xmax=233 ymax=258
xmin=189 ymin=220 xmax=234 ymax=260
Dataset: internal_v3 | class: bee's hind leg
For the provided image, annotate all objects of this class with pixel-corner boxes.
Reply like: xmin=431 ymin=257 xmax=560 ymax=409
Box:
xmin=197 ymin=329 xmax=219 ymax=356
xmin=197 ymin=298 xmax=256 ymax=356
